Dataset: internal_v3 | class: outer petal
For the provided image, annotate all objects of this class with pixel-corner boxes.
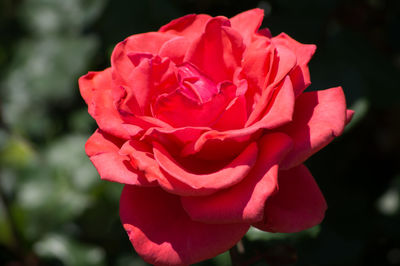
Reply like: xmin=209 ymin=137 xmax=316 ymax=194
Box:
xmin=120 ymin=186 xmax=250 ymax=266
xmin=114 ymin=54 xmax=177 ymax=115
xmin=280 ymin=86 xmax=347 ymax=170
xmin=79 ymin=69 xmax=131 ymax=139
xmin=85 ymin=130 xmax=153 ymax=186
xmin=120 ymin=140 xmax=257 ymax=197
xmin=111 ymin=32 xmax=177 ymax=105
xmin=159 ymin=14 xmax=212 ymax=39
xmin=230 ymin=8 xmax=264 ymax=46
xmin=272 ymin=33 xmax=316 ymax=66
xmin=346 ymin=109 xmax=355 ymax=124
xmin=272 ymin=33 xmax=316 ymax=96
xmin=181 ymin=133 xmax=293 ymax=224
xmin=119 ymin=140 xmax=198 ymax=196
xmin=254 ymin=164 xmax=327 ymax=233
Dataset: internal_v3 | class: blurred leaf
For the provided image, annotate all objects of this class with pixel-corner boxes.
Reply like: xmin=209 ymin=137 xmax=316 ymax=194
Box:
xmin=15 ymin=170 xmax=92 ymax=239
xmin=45 ymin=134 xmax=98 ymax=191
xmin=0 ymin=135 xmax=35 ymax=168
xmin=12 ymin=135 xmax=100 ymax=240
xmin=377 ymin=175 xmax=400 ymax=216
xmin=69 ymin=108 xmax=96 ymax=134
xmin=0 ymin=201 xmax=13 ymax=246
xmin=34 ymin=233 xmax=106 ymax=266
xmin=19 ymin=0 xmax=107 ymax=35
xmin=116 ymin=254 xmax=149 ymax=266
xmin=2 ymin=36 xmax=98 ymax=137
xmin=345 ymin=97 xmax=369 ymax=132
xmin=246 ymin=225 xmax=321 ymax=242
xmin=212 ymin=251 xmax=230 ymax=266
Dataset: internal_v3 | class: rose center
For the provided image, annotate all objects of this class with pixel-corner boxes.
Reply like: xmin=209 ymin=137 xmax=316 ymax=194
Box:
xmin=176 ymin=62 xmax=219 ymax=104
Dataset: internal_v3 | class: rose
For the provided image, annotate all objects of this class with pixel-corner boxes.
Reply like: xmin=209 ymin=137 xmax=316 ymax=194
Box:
xmin=79 ymin=8 xmax=353 ymax=266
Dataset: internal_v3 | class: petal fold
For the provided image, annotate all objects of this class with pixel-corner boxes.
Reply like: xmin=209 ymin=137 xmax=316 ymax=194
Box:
xmin=79 ymin=69 xmax=130 ymax=139
xmin=85 ymin=130 xmax=152 ymax=185
xmin=153 ymin=141 xmax=258 ymax=191
xmin=181 ymin=133 xmax=292 ymax=224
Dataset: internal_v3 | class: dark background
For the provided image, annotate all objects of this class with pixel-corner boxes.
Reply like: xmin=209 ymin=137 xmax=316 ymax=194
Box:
xmin=0 ymin=0 xmax=399 ymax=265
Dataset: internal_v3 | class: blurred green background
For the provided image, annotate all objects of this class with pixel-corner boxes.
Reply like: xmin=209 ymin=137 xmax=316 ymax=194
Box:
xmin=0 ymin=0 xmax=399 ymax=265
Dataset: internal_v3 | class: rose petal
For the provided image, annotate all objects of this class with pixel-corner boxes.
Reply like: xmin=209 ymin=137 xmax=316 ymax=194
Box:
xmin=245 ymin=43 xmax=297 ymax=126
xmin=230 ymin=8 xmax=264 ymax=46
xmin=114 ymin=54 xmax=177 ymax=115
xmin=346 ymin=109 xmax=355 ymax=124
xmin=111 ymin=32 xmax=177 ymax=106
xmin=111 ymin=32 xmax=176 ymax=80
xmin=272 ymin=33 xmax=316 ymax=66
xmin=153 ymin=140 xmax=258 ymax=191
xmin=120 ymin=140 xmax=201 ymax=196
xmin=79 ymin=69 xmax=131 ymax=139
xmin=121 ymin=140 xmax=252 ymax=197
xmin=258 ymin=28 xmax=272 ymax=38
xmin=211 ymin=95 xmax=247 ymax=131
xmin=280 ymin=86 xmax=347 ymax=170
xmin=159 ymin=14 xmax=212 ymax=39
xmin=159 ymin=36 xmax=190 ymax=64
xmin=181 ymin=76 xmax=294 ymax=160
xmin=254 ymin=164 xmax=327 ymax=233
xmin=143 ymin=126 xmax=210 ymax=150
xmin=152 ymin=81 xmax=237 ymax=128
xmin=85 ymin=130 xmax=153 ymax=185
xmin=181 ymin=133 xmax=292 ymax=224
xmin=290 ymin=64 xmax=311 ymax=97
xmin=241 ymin=36 xmax=274 ymax=95
xmin=272 ymin=33 xmax=316 ymax=97
xmin=184 ymin=17 xmax=245 ymax=83
xmin=120 ymin=186 xmax=249 ymax=266
xmin=248 ymin=76 xmax=295 ymax=129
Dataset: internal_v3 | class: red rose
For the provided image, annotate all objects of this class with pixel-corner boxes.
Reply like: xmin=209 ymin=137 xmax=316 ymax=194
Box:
xmin=80 ymin=9 xmax=353 ymax=266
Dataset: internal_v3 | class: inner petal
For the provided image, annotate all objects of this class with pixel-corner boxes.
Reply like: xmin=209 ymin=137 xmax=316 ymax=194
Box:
xmin=176 ymin=62 xmax=219 ymax=104
xmin=152 ymin=77 xmax=237 ymax=128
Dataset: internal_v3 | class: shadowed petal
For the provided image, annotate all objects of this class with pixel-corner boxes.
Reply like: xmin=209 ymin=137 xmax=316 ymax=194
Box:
xmin=120 ymin=185 xmax=249 ymax=266
xmin=254 ymin=164 xmax=327 ymax=233
xmin=280 ymin=87 xmax=347 ymax=170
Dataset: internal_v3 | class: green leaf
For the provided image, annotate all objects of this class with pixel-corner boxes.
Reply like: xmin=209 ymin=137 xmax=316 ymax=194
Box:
xmin=19 ymin=0 xmax=107 ymax=35
xmin=34 ymin=233 xmax=106 ymax=266
xmin=246 ymin=225 xmax=321 ymax=242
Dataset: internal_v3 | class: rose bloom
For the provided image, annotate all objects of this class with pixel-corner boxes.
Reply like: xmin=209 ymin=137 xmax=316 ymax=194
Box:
xmin=80 ymin=8 xmax=353 ymax=266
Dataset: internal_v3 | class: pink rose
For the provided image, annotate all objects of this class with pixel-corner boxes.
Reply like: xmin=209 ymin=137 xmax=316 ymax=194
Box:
xmin=79 ymin=8 xmax=353 ymax=266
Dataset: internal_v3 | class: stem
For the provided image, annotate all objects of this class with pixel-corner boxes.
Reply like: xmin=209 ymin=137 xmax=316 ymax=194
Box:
xmin=229 ymin=240 xmax=245 ymax=266
xmin=0 ymin=179 xmax=22 ymax=255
